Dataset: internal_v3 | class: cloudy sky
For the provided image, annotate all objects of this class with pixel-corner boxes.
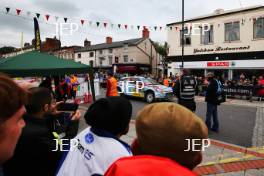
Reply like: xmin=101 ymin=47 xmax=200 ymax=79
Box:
xmin=0 ymin=0 xmax=263 ymax=48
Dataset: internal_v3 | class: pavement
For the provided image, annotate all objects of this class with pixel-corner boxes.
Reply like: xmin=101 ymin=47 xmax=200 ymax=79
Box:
xmin=78 ymin=91 xmax=264 ymax=175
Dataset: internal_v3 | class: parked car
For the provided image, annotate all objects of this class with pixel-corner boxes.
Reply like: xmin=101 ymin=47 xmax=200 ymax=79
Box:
xmin=117 ymin=76 xmax=173 ymax=103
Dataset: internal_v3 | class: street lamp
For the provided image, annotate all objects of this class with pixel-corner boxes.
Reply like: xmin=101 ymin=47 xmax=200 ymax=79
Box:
xmin=181 ymin=0 xmax=185 ymax=69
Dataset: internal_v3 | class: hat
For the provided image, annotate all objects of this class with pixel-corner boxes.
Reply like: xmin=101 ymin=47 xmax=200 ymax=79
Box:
xmin=135 ymin=103 xmax=208 ymax=169
xmin=84 ymin=97 xmax=132 ymax=136
xmin=104 ymin=155 xmax=197 ymax=176
xmin=206 ymin=72 xmax=214 ymax=77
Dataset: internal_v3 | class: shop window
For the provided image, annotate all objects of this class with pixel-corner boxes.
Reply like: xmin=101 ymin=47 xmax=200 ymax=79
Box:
xmin=225 ymin=22 xmax=240 ymax=42
xmin=109 ymin=49 xmax=113 ymax=53
xmin=78 ymin=53 xmax=81 ymax=58
xmin=180 ymin=28 xmax=191 ymax=45
xmin=201 ymin=25 xmax=214 ymax=44
xmin=253 ymin=17 xmax=264 ymax=39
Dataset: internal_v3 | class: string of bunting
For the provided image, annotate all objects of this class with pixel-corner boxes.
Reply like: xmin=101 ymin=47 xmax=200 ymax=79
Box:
xmin=4 ymin=7 xmax=262 ymax=31
xmin=3 ymin=6 xmax=181 ymax=31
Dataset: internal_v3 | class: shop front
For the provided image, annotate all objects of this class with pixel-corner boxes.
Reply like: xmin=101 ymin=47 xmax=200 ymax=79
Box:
xmin=169 ymin=59 xmax=264 ymax=80
xmin=113 ymin=63 xmax=150 ymax=75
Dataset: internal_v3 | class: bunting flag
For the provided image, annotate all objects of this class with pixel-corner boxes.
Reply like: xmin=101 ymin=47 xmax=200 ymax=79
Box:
xmin=64 ymin=17 xmax=68 ymax=23
xmin=154 ymin=26 xmax=157 ymax=31
xmin=131 ymin=25 xmax=134 ymax=30
xmin=89 ymin=21 xmax=92 ymax=26
xmin=6 ymin=7 xmax=10 ymax=13
xmin=124 ymin=24 xmax=128 ymax=29
xmin=55 ymin=16 xmax=59 ymax=22
xmin=111 ymin=24 xmax=114 ymax=28
xmin=45 ymin=15 xmax=50 ymax=21
xmin=81 ymin=19 xmax=85 ymax=25
xmin=118 ymin=24 xmax=121 ymax=29
xmin=103 ymin=22 xmax=107 ymax=28
xmin=96 ymin=22 xmax=100 ymax=27
xmin=16 ymin=9 xmax=21 ymax=16
xmin=36 ymin=13 xmax=40 ymax=19
xmin=137 ymin=26 xmax=140 ymax=30
xmin=160 ymin=26 xmax=162 ymax=30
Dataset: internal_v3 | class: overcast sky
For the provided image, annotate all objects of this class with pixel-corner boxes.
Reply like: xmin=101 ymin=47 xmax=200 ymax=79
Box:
xmin=0 ymin=0 xmax=263 ymax=48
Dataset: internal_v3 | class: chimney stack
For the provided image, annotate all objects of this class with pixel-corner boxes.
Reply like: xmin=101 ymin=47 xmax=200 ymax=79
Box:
xmin=84 ymin=39 xmax=91 ymax=47
xmin=142 ymin=28 xmax=149 ymax=39
xmin=106 ymin=36 xmax=113 ymax=44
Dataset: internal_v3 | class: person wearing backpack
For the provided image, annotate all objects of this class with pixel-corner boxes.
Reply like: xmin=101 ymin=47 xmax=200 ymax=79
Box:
xmin=205 ymin=72 xmax=220 ymax=132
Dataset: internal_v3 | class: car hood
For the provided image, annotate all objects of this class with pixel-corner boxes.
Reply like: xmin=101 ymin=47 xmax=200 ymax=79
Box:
xmin=148 ymin=84 xmax=173 ymax=92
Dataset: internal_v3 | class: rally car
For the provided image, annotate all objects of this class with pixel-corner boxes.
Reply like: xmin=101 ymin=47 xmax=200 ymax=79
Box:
xmin=117 ymin=76 xmax=173 ymax=103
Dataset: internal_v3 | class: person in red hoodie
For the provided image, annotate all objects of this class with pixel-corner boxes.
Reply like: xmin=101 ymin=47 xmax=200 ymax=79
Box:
xmin=105 ymin=103 xmax=208 ymax=176
xmin=257 ymin=75 xmax=264 ymax=97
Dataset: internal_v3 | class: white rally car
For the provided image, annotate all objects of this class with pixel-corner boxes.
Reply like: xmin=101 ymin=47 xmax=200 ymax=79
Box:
xmin=117 ymin=76 xmax=173 ymax=103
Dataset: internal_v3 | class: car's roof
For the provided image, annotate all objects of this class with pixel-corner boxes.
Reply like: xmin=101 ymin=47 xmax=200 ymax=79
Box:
xmin=121 ymin=76 xmax=146 ymax=79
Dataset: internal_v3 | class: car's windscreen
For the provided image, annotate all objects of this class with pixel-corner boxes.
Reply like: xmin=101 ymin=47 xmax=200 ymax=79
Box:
xmin=143 ymin=78 xmax=159 ymax=85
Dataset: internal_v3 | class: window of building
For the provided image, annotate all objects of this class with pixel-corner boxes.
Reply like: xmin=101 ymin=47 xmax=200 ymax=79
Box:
xmin=89 ymin=60 xmax=94 ymax=67
xmin=123 ymin=55 xmax=128 ymax=63
xmin=180 ymin=28 xmax=191 ymax=45
xmin=78 ymin=53 xmax=81 ymax=58
xmin=115 ymin=57 xmax=119 ymax=63
xmin=200 ymin=25 xmax=214 ymax=45
xmin=109 ymin=49 xmax=113 ymax=53
xmin=253 ymin=17 xmax=264 ymax=39
xmin=108 ymin=56 xmax=113 ymax=65
xmin=225 ymin=22 xmax=240 ymax=42
xmin=89 ymin=52 xmax=94 ymax=57
xmin=99 ymin=57 xmax=105 ymax=66
xmin=99 ymin=50 xmax=103 ymax=54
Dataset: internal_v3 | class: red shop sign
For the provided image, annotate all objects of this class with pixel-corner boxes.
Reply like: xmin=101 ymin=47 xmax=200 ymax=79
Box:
xmin=207 ymin=62 xmax=229 ymax=67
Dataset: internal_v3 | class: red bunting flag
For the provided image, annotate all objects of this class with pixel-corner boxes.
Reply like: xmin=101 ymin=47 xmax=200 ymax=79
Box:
xmin=81 ymin=20 xmax=85 ymax=25
xmin=160 ymin=26 xmax=162 ymax=30
xmin=124 ymin=24 xmax=128 ymax=29
xmin=103 ymin=22 xmax=107 ymax=28
xmin=16 ymin=9 xmax=21 ymax=15
xmin=45 ymin=15 xmax=50 ymax=21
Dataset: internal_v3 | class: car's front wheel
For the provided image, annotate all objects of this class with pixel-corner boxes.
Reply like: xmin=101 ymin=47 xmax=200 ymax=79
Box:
xmin=145 ymin=91 xmax=155 ymax=103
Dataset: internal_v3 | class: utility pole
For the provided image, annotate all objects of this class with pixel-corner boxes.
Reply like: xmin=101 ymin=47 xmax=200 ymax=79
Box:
xmin=181 ymin=0 xmax=185 ymax=69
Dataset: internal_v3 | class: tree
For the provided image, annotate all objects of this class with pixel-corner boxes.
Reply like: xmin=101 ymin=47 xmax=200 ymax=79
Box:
xmin=0 ymin=46 xmax=16 ymax=55
xmin=153 ymin=42 xmax=169 ymax=75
